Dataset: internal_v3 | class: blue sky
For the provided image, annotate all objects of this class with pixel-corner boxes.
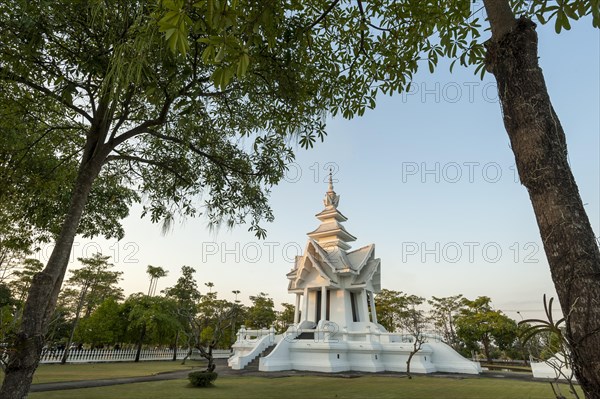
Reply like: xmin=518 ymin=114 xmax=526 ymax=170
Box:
xmin=47 ymin=17 xmax=599 ymax=321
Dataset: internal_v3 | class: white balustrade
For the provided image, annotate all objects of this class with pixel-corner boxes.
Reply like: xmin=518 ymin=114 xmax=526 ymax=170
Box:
xmin=35 ymin=348 xmax=232 ymax=364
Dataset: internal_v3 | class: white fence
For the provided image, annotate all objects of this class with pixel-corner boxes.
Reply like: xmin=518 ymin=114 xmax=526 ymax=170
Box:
xmin=38 ymin=348 xmax=232 ymax=364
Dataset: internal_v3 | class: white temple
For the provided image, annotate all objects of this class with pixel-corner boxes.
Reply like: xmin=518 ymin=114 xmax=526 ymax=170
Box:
xmin=229 ymin=176 xmax=481 ymax=374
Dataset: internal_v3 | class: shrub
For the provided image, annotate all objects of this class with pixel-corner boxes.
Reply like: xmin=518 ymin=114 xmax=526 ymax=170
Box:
xmin=188 ymin=371 xmax=218 ymax=387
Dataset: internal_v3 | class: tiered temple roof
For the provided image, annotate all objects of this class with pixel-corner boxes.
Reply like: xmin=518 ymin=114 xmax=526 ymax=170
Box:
xmin=287 ymin=172 xmax=381 ymax=292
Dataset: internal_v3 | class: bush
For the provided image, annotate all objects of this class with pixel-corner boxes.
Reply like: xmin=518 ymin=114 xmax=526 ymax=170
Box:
xmin=188 ymin=371 xmax=218 ymax=387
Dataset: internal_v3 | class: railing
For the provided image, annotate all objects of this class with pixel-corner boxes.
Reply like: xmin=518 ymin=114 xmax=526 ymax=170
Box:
xmin=35 ymin=348 xmax=232 ymax=364
xmin=229 ymin=326 xmax=279 ymax=370
xmin=278 ymin=323 xmax=447 ymax=344
xmin=236 ymin=327 xmax=274 ymax=342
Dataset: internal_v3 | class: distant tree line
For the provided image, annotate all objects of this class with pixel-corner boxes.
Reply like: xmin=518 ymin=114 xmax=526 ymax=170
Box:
xmin=1 ymin=254 xmax=558 ymax=366
xmin=375 ymin=289 xmax=557 ymax=363
xmin=0 ymin=254 xmax=293 ymax=366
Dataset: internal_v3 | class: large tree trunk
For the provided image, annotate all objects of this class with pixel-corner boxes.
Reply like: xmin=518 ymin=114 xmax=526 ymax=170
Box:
xmin=172 ymin=330 xmax=181 ymax=361
xmin=135 ymin=323 xmax=147 ymax=363
xmin=405 ymin=351 xmax=414 ymax=379
xmin=0 ymin=160 xmax=102 ymax=399
xmin=482 ymin=335 xmax=492 ymax=363
xmin=483 ymin=9 xmax=600 ymax=397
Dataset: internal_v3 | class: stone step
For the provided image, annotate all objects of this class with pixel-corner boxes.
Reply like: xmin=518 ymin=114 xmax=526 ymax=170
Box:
xmin=244 ymin=344 xmax=276 ymax=371
xmin=296 ymin=332 xmax=315 ymax=340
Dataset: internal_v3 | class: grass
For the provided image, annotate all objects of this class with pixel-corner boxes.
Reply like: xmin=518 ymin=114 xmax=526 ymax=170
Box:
xmin=1 ymin=362 xmax=583 ymax=398
xmin=0 ymin=360 xmax=207 ymax=385
xmin=28 ymin=375 xmax=584 ymax=399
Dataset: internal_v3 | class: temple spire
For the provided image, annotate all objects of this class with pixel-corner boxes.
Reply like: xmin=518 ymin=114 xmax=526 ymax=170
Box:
xmin=323 ymin=169 xmax=340 ymax=208
xmin=310 ymin=173 xmax=355 ymax=251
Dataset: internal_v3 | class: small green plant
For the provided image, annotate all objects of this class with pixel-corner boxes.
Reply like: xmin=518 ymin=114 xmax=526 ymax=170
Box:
xmin=188 ymin=371 xmax=218 ymax=387
xmin=519 ymin=295 xmax=579 ymax=399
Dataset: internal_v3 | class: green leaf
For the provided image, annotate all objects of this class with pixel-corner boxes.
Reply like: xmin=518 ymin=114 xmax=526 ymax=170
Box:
xmin=211 ymin=68 xmax=222 ymax=88
xmin=221 ymin=67 xmax=234 ymax=89
xmin=555 ymin=11 xmax=565 ymax=33
xmin=563 ymin=4 xmax=579 ymax=20
xmin=207 ymin=0 xmax=214 ymax=28
xmin=236 ymin=53 xmax=250 ymax=78
xmin=202 ymin=45 xmax=215 ymax=63
xmin=215 ymin=46 xmax=225 ymax=62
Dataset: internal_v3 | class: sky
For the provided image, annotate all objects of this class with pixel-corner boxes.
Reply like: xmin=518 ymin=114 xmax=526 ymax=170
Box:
xmin=38 ymin=16 xmax=599 ymax=322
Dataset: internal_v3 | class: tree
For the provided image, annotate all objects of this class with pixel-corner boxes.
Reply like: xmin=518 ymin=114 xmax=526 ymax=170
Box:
xmin=398 ymin=295 xmax=428 ymax=379
xmin=375 ymin=289 xmax=410 ymax=332
xmin=0 ymin=237 xmax=30 ymax=287
xmin=428 ymin=295 xmax=463 ymax=350
xmin=0 ymin=0 xmax=326 ymax=395
xmin=146 ymin=265 xmax=168 ymax=297
xmin=375 ymin=291 xmax=429 ymax=377
xmin=164 ymin=265 xmax=202 ymax=362
xmin=479 ymin=6 xmax=600 ymax=393
xmin=1 ymin=260 xmax=44 ymax=348
xmin=8 ymin=259 xmax=44 ymax=307
xmin=171 ymin=283 xmax=242 ymax=371
xmin=275 ymin=303 xmax=295 ymax=333
xmin=75 ymin=298 xmax=125 ymax=348
xmin=59 ymin=254 xmax=122 ymax=363
xmin=0 ymin=282 xmax=16 ymax=360
xmin=455 ymin=296 xmax=518 ymax=362
xmin=205 ymin=282 xmax=214 ymax=293
xmin=245 ymin=293 xmax=276 ymax=329
xmin=123 ymin=294 xmax=180 ymax=362
xmin=0 ymin=80 xmax=137 ymax=256
xmin=195 ymin=289 xmax=242 ymax=349
xmin=230 ymin=290 xmax=241 ymax=346
xmin=195 ymin=301 xmax=240 ymax=372
xmin=0 ymin=83 xmax=132 ymax=277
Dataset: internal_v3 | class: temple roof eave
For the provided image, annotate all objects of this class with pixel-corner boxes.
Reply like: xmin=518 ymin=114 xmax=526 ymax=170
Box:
xmin=307 ymin=228 xmax=357 ymax=243
xmin=315 ymin=208 xmax=348 ymax=222
xmin=335 ymin=268 xmax=360 ymax=276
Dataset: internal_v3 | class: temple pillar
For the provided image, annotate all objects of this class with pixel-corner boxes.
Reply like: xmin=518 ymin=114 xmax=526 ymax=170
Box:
xmin=294 ymin=293 xmax=301 ymax=324
xmin=360 ymin=290 xmax=369 ymax=323
xmin=303 ymin=287 xmax=309 ymax=322
xmin=368 ymin=291 xmax=378 ymax=324
xmin=320 ymin=286 xmax=327 ymax=322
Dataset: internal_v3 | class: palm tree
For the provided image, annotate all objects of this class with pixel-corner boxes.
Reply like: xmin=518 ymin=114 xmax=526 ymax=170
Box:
xmin=146 ymin=265 xmax=168 ymax=297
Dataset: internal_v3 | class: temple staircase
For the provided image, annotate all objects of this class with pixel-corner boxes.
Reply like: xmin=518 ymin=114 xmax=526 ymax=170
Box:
xmin=244 ymin=344 xmax=277 ymax=371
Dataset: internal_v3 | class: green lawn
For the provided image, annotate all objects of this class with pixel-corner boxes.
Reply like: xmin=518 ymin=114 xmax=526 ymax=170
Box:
xmin=0 ymin=360 xmax=206 ymax=385
xmin=1 ymin=362 xmax=583 ymax=398
xmin=29 ymin=375 xmax=583 ymax=399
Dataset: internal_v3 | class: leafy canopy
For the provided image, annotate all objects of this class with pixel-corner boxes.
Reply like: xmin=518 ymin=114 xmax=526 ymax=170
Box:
xmin=2 ymin=0 xmax=596 ymax=240
xmin=0 ymin=0 xmax=332 ymax=240
xmin=160 ymin=0 xmax=598 ymax=123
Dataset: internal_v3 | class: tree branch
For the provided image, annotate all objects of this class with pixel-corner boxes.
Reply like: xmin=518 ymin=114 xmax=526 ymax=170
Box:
xmin=482 ymin=0 xmax=517 ymax=40
xmin=109 ymin=85 xmax=136 ymax=142
xmin=13 ymin=126 xmax=77 ymax=168
xmin=105 ymin=154 xmax=193 ymax=185
xmin=0 ymin=67 xmax=93 ymax=122
xmin=356 ymin=0 xmax=393 ymax=32
xmin=304 ymin=0 xmax=341 ymax=31
xmin=145 ymin=130 xmax=259 ymax=177
xmin=108 ymin=95 xmax=174 ymax=149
